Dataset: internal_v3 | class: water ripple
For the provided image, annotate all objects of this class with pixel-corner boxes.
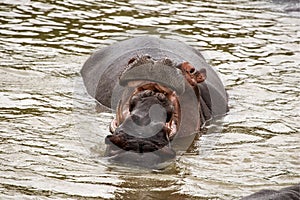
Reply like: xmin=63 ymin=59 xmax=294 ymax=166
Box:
xmin=1 ymin=0 xmax=299 ymax=199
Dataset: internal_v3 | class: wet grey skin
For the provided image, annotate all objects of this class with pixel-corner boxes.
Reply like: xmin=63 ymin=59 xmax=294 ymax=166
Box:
xmin=80 ymin=36 xmax=228 ymax=168
xmin=241 ymin=184 xmax=300 ymax=200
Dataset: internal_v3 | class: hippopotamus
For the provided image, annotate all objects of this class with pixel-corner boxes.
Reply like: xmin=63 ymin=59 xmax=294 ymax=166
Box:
xmin=80 ymin=36 xmax=228 ymax=168
xmin=272 ymin=0 xmax=300 ymax=12
xmin=241 ymin=184 xmax=300 ymax=200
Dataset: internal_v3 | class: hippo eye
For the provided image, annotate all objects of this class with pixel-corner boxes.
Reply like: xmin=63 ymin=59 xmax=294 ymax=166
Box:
xmin=189 ymin=68 xmax=195 ymax=74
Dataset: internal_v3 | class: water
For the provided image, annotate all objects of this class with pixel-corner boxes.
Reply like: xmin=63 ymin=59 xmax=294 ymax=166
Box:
xmin=0 ymin=0 xmax=299 ymax=199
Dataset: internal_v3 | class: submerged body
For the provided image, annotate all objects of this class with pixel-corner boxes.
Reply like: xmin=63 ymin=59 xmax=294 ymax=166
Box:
xmin=81 ymin=36 xmax=228 ymax=167
xmin=241 ymin=184 xmax=300 ymax=200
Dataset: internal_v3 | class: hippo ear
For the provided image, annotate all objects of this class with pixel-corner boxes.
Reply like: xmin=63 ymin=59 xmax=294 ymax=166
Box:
xmin=195 ymin=68 xmax=207 ymax=83
xmin=177 ymin=62 xmax=207 ymax=86
xmin=180 ymin=62 xmax=195 ymax=73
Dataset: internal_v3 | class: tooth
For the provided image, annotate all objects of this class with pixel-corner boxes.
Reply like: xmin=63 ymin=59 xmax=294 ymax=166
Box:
xmin=109 ymin=120 xmax=116 ymax=133
xmin=116 ymin=100 xmax=123 ymax=125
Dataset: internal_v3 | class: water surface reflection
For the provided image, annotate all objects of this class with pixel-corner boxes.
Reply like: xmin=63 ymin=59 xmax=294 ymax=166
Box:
xmin=0 ymin=0 xmax=299 ymax=199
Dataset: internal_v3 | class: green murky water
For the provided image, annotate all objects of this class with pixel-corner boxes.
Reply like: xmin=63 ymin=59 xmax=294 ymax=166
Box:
xmin=1 ymin=0 xmax=299 ymax=199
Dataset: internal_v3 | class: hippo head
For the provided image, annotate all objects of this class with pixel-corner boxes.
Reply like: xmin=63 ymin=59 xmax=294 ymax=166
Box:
xmin=80 ymin=37 xmax=228 ymax=169
xmin=104 ymin=56 xmax=207 ymax=168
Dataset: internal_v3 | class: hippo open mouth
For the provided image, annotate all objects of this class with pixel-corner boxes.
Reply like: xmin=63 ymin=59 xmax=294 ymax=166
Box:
xmin=105 ymin=82 xmax=181 ymax=165
xmin=103 ymin=53 xmax=209 ymax=167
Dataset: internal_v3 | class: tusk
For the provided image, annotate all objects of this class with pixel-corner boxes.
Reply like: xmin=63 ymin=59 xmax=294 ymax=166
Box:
xmin=116 ymin=99 xmax=123 ymax=126
xmin=109 ymin=100 xmax=123 ymax=133
xmin=109 ymin=119 xmax=117 ymax=133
